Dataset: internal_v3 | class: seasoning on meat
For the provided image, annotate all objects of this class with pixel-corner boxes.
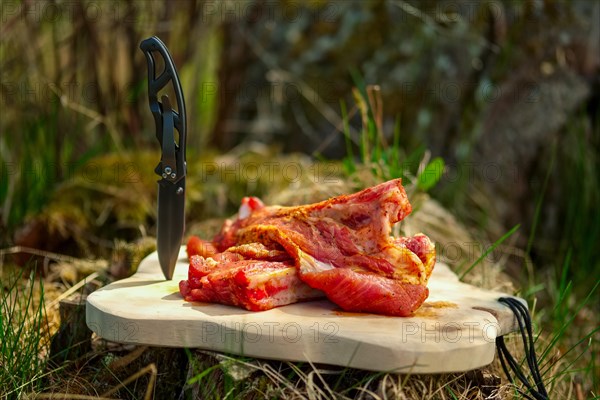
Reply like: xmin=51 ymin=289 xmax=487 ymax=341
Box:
xmin=180 ymin=179 xmax=436 ymax=316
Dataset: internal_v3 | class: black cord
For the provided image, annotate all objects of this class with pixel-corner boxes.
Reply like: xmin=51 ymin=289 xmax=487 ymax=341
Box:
xmin=496 ymin=297 xmax=549 ymax=400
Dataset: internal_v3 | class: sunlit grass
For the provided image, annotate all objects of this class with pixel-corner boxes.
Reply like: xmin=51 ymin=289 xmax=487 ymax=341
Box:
xmin=1 ymin=267 xmax=49 ymax=399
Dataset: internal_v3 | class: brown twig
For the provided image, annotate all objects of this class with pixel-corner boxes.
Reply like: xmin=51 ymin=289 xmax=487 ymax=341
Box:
xmin=107 ymin=346 xmax=148 ymax=371
xmin=101 ymin=363 xmax=157 ymax=400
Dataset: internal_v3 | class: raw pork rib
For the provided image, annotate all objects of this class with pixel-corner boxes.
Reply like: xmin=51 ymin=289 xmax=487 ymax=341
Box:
xmin=180 ymin=242 xmax=323 ymax=311
xmin=180 ymin=179 xmax=436 ymax=316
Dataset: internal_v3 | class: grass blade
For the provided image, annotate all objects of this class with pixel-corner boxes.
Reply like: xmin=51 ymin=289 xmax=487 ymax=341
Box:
xmin=460 ymin=224 xmax=520 ymax=279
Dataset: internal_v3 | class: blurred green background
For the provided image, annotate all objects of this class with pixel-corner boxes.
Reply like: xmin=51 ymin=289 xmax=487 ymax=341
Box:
xmin=1 ymin=0 xmax=598 ymax=293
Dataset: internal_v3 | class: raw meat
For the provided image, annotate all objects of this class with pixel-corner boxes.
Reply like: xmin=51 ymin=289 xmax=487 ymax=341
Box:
xmin=180 ymin=179 xmax=436 ymax=316
xmin=179 ymin=253 xmax=322 ymax=311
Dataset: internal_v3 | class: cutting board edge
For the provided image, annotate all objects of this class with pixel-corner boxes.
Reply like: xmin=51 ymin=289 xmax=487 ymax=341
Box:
xmin=86 ymin=302 xmax=497 ymax=374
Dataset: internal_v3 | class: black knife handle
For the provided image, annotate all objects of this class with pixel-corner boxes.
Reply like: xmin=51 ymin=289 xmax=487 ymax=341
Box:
xmin=140 ymin=36 xmax=186 ymax=183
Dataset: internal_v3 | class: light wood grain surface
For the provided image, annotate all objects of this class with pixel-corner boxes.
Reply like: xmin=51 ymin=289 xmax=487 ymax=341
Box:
xmin=86 ymin=247 xmax=523 ymax=373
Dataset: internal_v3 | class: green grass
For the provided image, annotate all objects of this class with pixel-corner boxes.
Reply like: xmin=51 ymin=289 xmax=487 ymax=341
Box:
xmin=524 ymin=109 xmax=599 ymax=395
xmin=555 ymin=110 xmax=600 ymax=297
xmin=0 ymin=267 xmax=49 ymax=399
xmin=459 ymin=223 xmax=521 ymax=279
xmin=339 ymin=81 xmax=444 ymax=193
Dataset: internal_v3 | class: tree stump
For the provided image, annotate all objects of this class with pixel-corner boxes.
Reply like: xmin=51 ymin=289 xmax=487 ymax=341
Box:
xmin=48 ymin=294 xmax=92 ymax=365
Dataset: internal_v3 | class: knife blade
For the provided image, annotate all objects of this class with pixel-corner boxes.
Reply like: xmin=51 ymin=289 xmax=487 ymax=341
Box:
xmin=140 ymin=36 xmax=187 ymax=280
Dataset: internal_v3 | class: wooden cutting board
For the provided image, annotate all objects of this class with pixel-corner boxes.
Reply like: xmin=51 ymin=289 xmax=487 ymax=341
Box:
xmin=86 ymin=247 xmax=523 ymax=373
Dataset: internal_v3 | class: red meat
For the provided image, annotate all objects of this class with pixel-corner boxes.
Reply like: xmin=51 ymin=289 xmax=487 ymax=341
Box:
xmin=180 ymin=179 xmax=435 ymax=316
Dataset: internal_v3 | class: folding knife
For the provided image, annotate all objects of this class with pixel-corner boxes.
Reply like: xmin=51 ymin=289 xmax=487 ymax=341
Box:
xmin=140 ymin=36 xmax=187 ymax=280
